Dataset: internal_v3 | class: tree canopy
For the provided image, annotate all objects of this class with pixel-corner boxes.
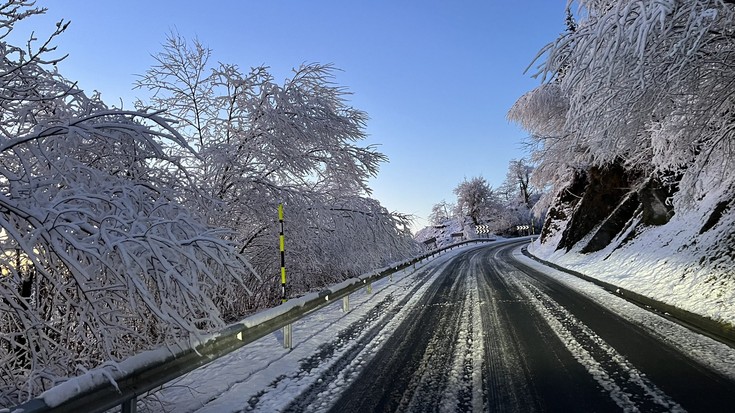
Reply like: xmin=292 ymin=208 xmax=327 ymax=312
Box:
xmin=509 ymin=0 xmax=735 ymax=213
xmin=134 ymin=33 xmax=419 ymax=306
xmin=0 ymin=3 xmax=418 ymax=404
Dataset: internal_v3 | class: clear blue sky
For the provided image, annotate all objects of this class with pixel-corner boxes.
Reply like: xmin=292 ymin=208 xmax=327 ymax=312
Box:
xmin=17 ymin=1 xmax=566 ymax=232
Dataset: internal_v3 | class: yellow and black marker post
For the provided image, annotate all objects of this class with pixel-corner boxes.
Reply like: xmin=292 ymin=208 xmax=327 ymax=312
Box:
xmin=279 ymin=203 xmax=286 ymax=303
xmin=279 ymin=203 xmax=292 ymax=349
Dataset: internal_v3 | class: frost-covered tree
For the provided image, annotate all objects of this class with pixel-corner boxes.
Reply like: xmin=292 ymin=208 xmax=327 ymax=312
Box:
xmin=501 ymin=159 xmax=534 ymax=208
xmin=429 ymin=200 xmax=454 ymax=225
xmin=0 ymin=2 xmax=253 ymax=404
xmin=135 ymin=33 xmax=418 ymax=307
xmin=497 ymin=159 xmax=542 ymax=233
xmin=453 ymin=177 xmax=498 ymax=226
xmin=510 ymin=0 xmax=735 ymax=210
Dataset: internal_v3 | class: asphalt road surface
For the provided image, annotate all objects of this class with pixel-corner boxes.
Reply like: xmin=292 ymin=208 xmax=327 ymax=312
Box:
xmin=312 ymin=241 xmax=735 ymax=412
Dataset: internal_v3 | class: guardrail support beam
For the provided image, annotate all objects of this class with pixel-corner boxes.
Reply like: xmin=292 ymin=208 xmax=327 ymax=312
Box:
xmin=122 ymin=397 xmax=137 ymax=413
xmin=283 ymin=324 xmax=293 ymax=349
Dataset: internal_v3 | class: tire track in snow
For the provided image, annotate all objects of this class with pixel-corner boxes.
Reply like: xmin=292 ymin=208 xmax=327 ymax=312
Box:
xmin=436 ymin=265 xmax=482 ymax=412
xmin=246 ymin=293 xmax=396 ymax=411
xmin=399 ymin=259 xmax=468 ymax=412
xmin=474 ymin=247 xmax=539 ymax=412
xmin=324 ymin=246 xmax=492 ymax=413
xmin=469 ymin=272 xmax=484 ymax=413
xmin=512 ymin=274 xmax=684 ymax=412
xmin=509 ymin=245 xmax=735 ymax=412
xmin=261 ymin=253 xmax=460 ymax=412
xmin=486 ymin=241 xmax=687 ymax=413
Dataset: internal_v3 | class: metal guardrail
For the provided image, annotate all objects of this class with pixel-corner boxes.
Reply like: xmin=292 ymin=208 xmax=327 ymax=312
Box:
xmin=521 ymin=247 xmax=735 ymax=348
xmin=6 ymin=239 xmax=495 ymax=413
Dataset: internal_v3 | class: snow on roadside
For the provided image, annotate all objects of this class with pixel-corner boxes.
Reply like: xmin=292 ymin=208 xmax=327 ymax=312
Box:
xmin=528 ymin=204 xmax=735 ymax=327
xmin=508 ymin=263 xmax=685 ymax=412
xmin=137 ymin=246 xmax=475 ymax=413
xmin=514 ymin=247 xmax=735 ymax=382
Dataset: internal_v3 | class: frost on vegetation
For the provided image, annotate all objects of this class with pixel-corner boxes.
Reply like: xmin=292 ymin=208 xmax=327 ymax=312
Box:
xmin=0 ymin=1 xmax=260 ymax=406
xmin=512 ymin=0 xmax=735 ymax=206
xmin=0 ymin=1 xmax=419 ymax=406
xmin=513 ymin=0 xmax=735 ymax=323
xmin=418 ymin=159 xmax=543 ymax=242
xmin=512 ymin=0 xmax=735 ymax=225
xmin=133 ymin=32 xmax=419 ymax=308
xmin=507 ymin=83 xmax=568 ymax=140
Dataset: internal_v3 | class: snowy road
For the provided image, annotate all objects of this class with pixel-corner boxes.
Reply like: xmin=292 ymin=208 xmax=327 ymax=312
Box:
xmin=148 ymin=240 xmax=735 ymax=412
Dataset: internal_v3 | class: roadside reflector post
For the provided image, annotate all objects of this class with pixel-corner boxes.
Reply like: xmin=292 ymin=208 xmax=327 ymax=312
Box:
xmin=278 ymin=204 xmax=292 ymax=349
xmin=366 ymin=282 xmax=373 ymax=294
xmin=279 ymin=203 xmax=286 ymax=303
xmin=342 ymin=295 xmax=350 ymax=312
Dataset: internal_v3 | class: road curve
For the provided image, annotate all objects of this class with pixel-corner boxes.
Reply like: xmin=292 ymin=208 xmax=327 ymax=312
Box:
xmin=320 ymin=241 xmax=735 ymax=412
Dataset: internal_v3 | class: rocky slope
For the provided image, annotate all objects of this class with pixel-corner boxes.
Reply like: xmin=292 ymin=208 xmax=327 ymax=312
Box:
xmin=531 ymin=162 xmax=735 ymax=326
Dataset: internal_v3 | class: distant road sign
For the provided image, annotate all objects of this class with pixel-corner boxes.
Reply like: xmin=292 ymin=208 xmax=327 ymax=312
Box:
xmin=476 ymin=225 xmax=491 ymax=234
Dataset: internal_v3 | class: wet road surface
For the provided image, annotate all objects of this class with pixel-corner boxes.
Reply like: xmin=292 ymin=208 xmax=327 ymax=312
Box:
xmin=316 ymin=241 xmax=735 ymax=412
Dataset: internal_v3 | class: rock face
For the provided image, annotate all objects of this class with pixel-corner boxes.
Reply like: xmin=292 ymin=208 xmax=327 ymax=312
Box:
xmin=580 ymin=191 xmax=640 ymax=254
xmin=539 ymin=170 xmax=587 ymax=245
xmin=700 ymin=200 xmax=729 ymax=235
xmin=558 ymin=163 xmax=634 ymax=251
xmin=545 ymin=161 xmax=676 ymax=254
xmin=639 ymin=178 xmax=675 ymax=226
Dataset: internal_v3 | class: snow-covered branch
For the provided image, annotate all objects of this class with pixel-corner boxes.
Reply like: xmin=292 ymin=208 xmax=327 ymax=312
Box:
xmin=511 ymin=0 xmax=735 ymax=210
xmin=135 ymin=33 xmax=419 ymax=308
xmin=0 ymin=4 xmax=255 ymax=405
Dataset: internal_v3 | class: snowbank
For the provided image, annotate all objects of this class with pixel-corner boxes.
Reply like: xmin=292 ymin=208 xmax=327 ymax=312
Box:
xmin=529 ymin=202 xmax=735 ymax=327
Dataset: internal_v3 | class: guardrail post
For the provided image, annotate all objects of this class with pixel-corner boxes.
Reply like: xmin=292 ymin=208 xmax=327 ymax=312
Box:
xmin=283 ymin=323 xmax=292 ymax=349
xmin=122 ymin=397 xmax=137 ymax=413
xmin=342 ymin=295 xmax=350 ymax=312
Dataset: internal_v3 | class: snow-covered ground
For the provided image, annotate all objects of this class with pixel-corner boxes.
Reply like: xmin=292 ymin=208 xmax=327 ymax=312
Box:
xmin=133 ymin=246 xmax=468 ymax=412
xmin=515 ymin=247 xmax=735 ymax=382
xmin=529 ymin=201 xmax=735 ymax=327
xmin=414 ymin=217 xmax=489 ymax=249
xmin=116 ymin=241 xmax=733 ymax=412
xmin=14 ymin=235 xmax=733 ymax=413
xmin=15 ymin=240 xmax=735 ymax=412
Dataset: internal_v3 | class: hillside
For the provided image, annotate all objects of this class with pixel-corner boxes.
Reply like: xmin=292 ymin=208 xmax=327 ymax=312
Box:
xmin=528 ymin=165 xmax=735 ymax=327
xmin=506 ymin=1 xmax=735 ymax=328
xmin=414 ymin=217 xmax=483 ymax=249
